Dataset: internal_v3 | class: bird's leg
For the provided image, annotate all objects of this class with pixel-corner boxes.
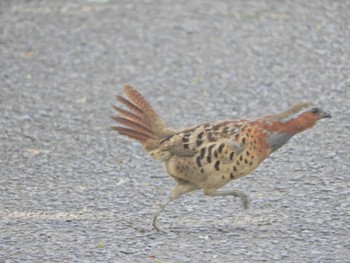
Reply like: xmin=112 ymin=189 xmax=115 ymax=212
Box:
xmin=152 ymin=182 xmax=198 ymax=232
xmin=208 ymin=190 xmax=249 ymax=209
xmin=151 ymin=194 xmax=172 ymax=232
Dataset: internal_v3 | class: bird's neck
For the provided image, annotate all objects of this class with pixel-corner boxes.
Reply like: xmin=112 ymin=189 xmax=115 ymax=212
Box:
xmin=258 ymin=112 xmax=318 ymax=152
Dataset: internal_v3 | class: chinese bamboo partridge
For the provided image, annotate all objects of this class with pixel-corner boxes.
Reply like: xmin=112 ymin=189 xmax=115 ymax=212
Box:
xmin=111 ymin=85 xmax=331 ymax=231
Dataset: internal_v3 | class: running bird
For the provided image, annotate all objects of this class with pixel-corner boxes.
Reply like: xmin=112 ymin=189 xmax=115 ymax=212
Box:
xmin=111 ymin=85 xmax=331 ymax=232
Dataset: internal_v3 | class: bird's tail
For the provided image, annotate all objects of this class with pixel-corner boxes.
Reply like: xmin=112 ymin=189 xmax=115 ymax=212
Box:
xmin=111 ymin=85 xmax=174 ymax=151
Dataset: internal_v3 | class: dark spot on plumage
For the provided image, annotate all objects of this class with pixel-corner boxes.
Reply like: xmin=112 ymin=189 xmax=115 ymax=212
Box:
xmin=218 ymin=143 xmax=225 ymax=153
xmin=215 ymin=160 xmax=220 ymax=171
xmin=200 ymin=168 xmax=205 ymax=173
xmin=200 ymin=148 xmax=206 ymax=159
xmin=214 ymin=150 xmax=218 ymax=158
xmin=242 ymin=137 xmax=246 ymax=145
xmin=160 ymin=135 xmax=173 ymax=144
xmin=246 ymin=151 xmax=250 ymax=156
xmin=184 ymin=132 xmax=195 ymax=137
xmin=182 ymin=137 xmax=190 ymax=143
xmin=236 ymin=160 xmax=240 ymax=166
xmin=213 ymin=124 xmax=221 ymax=131
xmin=197 ymin=132 xmax=204 ymax=139
xmin=207 ymin=132 xmax=215 ymax=142
xmin=233 ymin=166 xmax=237 ymax=172
xmin=240 ymin=155 xmax=243 ymax=161
xmin=196 ymin=140 xmax=203 ymax=147
xmin=176 ymin=165 xmax=183 ymax=172
xmin=207 ymin=155 xmax=212 ymax=163
xmin=208 ymin=144 xmax=215 ymax=155
xmin=244 ymin=159 xmax=248 ymax=164
xmin=196 ymin=156 xmax=202 ymax=167
xmin=183 ymin=144 xmax=189 ymax=149
xmin=222 ymin=175 xmax=225 ymax=179
xmin=249 ymin=161 xmax=253 ymax=166
xmin=230 ymin=152 xmax=234 ymax=160
xmin=235 ymin=134 xmax=240 ymax=140
xmin=230 ymin=173 xmax=234 ymax=179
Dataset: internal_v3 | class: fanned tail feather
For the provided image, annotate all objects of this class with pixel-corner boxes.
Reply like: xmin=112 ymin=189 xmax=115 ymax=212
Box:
xmin=112 ymin=85 xmax=174 ymax=150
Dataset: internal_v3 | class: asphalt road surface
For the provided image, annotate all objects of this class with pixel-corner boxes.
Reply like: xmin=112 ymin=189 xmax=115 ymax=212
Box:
xmin=1 ymin=1 xmax=349 ymax=262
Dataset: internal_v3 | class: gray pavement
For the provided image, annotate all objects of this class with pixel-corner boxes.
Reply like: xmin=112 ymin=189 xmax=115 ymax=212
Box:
xmin=1 ymin=0 xmax=350 ymax=262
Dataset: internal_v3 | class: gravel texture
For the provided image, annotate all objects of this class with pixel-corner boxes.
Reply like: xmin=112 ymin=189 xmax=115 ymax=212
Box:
xmin=1 ymin=0 xmax=350 ymax=262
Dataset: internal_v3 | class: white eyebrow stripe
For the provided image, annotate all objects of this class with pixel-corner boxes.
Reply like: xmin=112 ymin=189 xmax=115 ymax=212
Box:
xmin=279 ymin=105 xmax=315 ymax=123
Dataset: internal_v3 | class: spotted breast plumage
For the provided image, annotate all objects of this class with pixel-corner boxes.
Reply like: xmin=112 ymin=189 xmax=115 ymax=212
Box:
xmin=111 ymin=85 xmax=331 ymax=232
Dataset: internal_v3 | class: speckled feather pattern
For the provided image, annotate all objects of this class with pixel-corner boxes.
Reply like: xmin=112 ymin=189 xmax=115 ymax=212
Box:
xmin=157 ymin=121 xmax=271 ymax=194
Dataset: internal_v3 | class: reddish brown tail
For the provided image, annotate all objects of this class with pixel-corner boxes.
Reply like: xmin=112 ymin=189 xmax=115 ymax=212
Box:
xmin=112 ymin=85 xmax=174 ymax=150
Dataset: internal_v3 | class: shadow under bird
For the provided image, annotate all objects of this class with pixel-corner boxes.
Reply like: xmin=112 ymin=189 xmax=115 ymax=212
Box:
xmin=111 ymin=85 xmax=331 ymax=232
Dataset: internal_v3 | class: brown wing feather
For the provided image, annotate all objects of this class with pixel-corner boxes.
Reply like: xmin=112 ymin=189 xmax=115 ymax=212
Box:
xmin=123 ymin=85 xmax=169 ymax=135
xmin=111 ymin=126 xmax=150 ymax=142
xmin=112 ymin=85 xmax=175 ymax=150
xmin=112 ymin=105 xmax=143 ymax=124
xmin=116 ymin=95 xmax=144 ymax=116
xmin=111 ymin=116 xmax=154 ymax=138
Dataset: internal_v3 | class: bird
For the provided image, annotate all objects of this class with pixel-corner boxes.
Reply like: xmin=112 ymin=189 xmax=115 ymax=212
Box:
xmin=111 ymin=85 xmax=331 ymax=232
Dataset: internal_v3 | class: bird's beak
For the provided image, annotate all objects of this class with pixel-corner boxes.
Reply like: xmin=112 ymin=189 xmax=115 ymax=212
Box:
xmin=321 ymin=112 xmax=332 ymax=118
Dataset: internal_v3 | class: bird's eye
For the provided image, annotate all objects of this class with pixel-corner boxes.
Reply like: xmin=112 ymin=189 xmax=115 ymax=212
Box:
xmin=311 ymin=108 xmax=319 ymax=114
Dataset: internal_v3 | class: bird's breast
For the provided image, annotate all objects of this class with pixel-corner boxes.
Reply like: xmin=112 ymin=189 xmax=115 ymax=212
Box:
xmin=266 ymin=132 xmax=293 ymax=152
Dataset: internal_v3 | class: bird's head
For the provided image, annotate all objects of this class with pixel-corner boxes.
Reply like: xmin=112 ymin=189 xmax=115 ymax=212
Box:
xmin=267 ymin=102 xmax=332 ymax=135
xmin=300 ymin=106 xmax=332 ymax=120
xmin=281 ymin=102 xmax=331 ymax=124
xmin=261 ymin=102 xmax=331 ymax=152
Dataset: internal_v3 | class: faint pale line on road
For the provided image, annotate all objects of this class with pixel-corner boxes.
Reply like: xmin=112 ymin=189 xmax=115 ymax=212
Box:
xmin=0 ymin=209 xmax=108 ymax=220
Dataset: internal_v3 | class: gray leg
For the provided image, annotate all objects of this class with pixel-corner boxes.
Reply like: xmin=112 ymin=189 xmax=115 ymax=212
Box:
xmin=211 ymin=190 xmax=249 ymax=209
xmin=151 ymin=182 xmax=198 ymax=232
xmin=151 ymin=194 xmax=172 ymax=232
